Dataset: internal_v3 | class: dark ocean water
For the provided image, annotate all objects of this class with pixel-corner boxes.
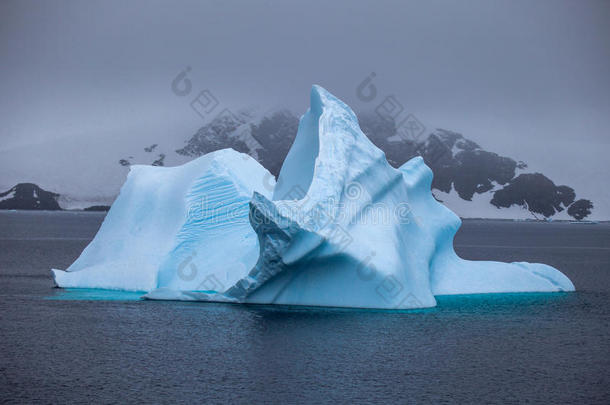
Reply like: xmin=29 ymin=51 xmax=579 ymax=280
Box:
xmin=0 ymin=211 xmax=609 ymax=404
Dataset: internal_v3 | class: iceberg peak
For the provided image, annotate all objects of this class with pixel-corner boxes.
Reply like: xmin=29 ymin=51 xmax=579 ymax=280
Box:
xmin=309 ymin=84 xmax=357 ymax=121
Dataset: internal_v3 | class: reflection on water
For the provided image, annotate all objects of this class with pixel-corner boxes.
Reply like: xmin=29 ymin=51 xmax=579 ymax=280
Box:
xmin=1 ymin=212 xmax=608 ymax=403
xmin=47 ymin=287 xmax=575 ymax=312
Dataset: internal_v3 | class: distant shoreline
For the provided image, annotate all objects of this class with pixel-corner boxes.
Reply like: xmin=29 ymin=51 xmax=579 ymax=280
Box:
xmin=1 ymin=209 xmax=607 ymax=223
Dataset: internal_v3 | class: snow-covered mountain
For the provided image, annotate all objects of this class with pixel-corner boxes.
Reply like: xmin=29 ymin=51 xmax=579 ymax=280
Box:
xmin=0 ymin=183 xmax=61 ymax=210
xmin=0 ymin=107 xmax=594 ymax=220
xmin=155 ymin=109 xmax=593 ymax=220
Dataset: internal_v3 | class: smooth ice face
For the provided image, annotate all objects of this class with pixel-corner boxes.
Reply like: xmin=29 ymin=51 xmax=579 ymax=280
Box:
xmin=52 ymin=149 xmax=274 ymax=293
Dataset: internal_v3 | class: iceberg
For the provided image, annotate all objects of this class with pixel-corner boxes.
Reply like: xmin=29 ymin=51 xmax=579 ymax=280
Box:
xmin=52 ymin=85 xmax=574 ymax=309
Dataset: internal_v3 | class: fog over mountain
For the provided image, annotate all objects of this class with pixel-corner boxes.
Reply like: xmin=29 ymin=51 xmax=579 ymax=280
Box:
xmin=0 ymin=106 xmax=594 ymax=220
xmin=0 ymin=0 xmax=608 ymax=218
xmin=135 ymin=109 xmax=595 ymax=220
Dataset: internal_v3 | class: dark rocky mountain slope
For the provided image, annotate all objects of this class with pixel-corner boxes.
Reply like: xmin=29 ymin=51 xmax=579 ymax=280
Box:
xmin=0 ymin=183 xmax=61 ymax=210
xmin=119 ymin=109 xmax=593 ymax=220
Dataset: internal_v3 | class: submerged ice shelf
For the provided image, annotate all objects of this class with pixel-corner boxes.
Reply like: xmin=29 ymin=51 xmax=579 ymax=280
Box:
xmin=52 ymin=85 xmax=574 ymax=309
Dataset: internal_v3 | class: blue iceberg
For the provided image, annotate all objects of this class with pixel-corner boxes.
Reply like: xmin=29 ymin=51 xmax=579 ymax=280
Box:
xmin=52 ymin=85 xmax=574 ymax=309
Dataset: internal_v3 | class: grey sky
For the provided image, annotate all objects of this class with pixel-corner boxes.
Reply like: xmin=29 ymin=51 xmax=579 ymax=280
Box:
xmin=1 ymin=0 xmax=609 ymax=216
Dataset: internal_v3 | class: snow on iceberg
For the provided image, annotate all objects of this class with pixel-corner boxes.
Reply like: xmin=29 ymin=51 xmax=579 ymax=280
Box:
xmin=52 ymin=85 xmax=574 ymax=309
xmin=52 ymin=149 xmax=274 ymax=292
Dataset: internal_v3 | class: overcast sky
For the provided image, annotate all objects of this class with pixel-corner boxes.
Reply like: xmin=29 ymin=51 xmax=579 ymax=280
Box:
xmin=1 ymin=0 xmax=609 ymax=216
